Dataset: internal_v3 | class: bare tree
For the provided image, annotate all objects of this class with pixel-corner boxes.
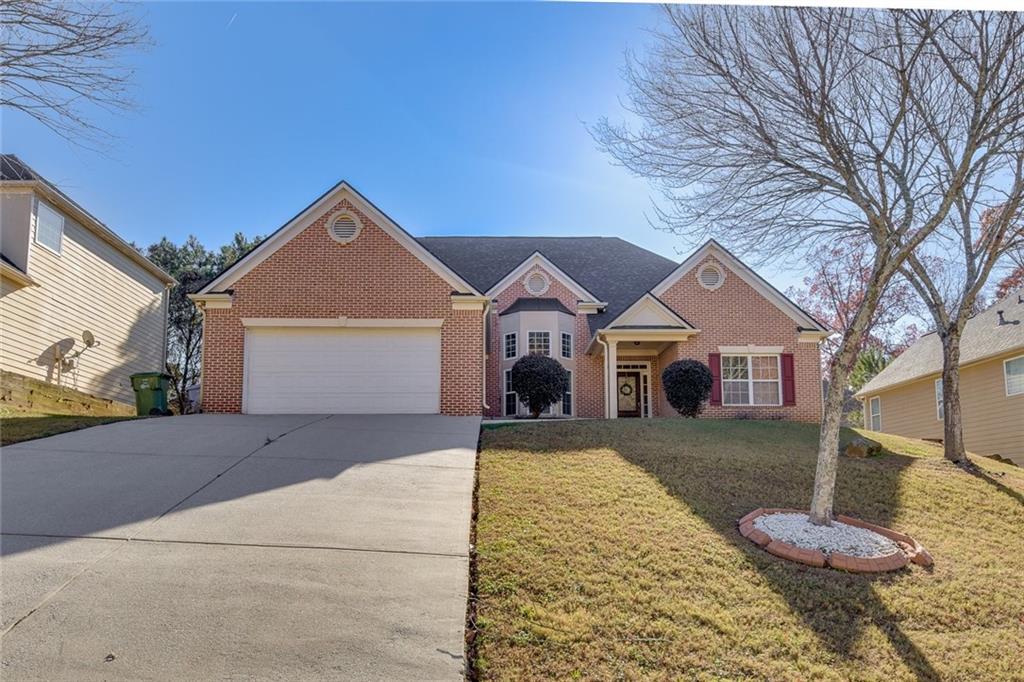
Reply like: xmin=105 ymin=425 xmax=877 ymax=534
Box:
xmin=0 ymin=1 xmax=149 ymax=143
xmin=901 ymin=203 xmax=1024 ymax=464
xmin=594 ymin=7 xmax=1024 ymax=525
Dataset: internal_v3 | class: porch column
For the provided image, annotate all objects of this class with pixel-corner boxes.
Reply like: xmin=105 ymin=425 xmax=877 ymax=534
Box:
xmin=606 ymin=338 xmax=618 ymax=419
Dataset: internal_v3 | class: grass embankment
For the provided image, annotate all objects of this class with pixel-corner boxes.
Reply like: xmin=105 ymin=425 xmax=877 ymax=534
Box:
xmin=474 ymin=419 xmax=1024 ymax=680
xmin=1 ymin=371 xmax=136 ymax=445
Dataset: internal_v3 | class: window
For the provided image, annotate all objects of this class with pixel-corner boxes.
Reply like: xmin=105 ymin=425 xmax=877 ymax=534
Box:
xmin=869 ymin=397 xmax=881 ymax=431
xmin=528 ymin=331 xmax=550 ymax=356
xmin=721 ymin=355 xmax=780 ymax=406
xmin=561 ymin=332 xmax=572 ymax=358
xmin=504 ymin=333 xmax=517 ymax=359
xmin=1005 ymin=356 xmax=1024 ymax=396
xmin=35 ymin=201 xmax=64 ymax=253
xmin=562 ymin=370 xmax=573 ymax=416
xmin=935 ymin=378 xmax=944 ymax=420
xmin=504 ymin=369 xmax=517 ymax=416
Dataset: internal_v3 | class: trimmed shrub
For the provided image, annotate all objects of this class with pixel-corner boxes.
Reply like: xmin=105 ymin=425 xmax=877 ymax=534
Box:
xmin=662 ymin=359 xmax=713 ymax=417
xmin=511 ymin=354 xmax=570 ymax=418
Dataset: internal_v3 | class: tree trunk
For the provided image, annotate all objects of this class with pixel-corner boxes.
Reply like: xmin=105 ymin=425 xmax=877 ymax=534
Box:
xmin=940 ymin=331 xmax=967 ymax=463
xmin=808 ymin=320 xmax=866 ymax=526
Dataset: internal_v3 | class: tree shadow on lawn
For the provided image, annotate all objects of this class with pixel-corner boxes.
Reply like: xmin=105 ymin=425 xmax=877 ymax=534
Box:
xmin=492 ymin=419 xmax=942 ymax=680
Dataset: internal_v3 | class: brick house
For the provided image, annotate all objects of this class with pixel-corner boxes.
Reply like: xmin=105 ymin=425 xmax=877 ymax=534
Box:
xmin=191 ymin=181 xmax=830 ymax=419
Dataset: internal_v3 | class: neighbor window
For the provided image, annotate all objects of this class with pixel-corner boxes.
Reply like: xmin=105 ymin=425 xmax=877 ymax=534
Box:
xmin=35 ymin=200 xmax=64 ymax=253
xmin=504 ymin=369 xmax=517 ymax=416
xmin=1005 ymin=356 xmax=1024 ymax=396
xmin=528 ymin=331 xmax=550 ymax=356
xmin=562 ymin=370 xmax=573 ymax=416
xmin=561 ymin=332 xmax=572 ymax=358
xmin=935 ymin=378 xmax=944 ymax=420
xmin=721 ymin=355 xmax=781 ymax=406
xmin=504 ymin=333 xmax=517 ymax=359
xmin=869 ymin=397 xmax=881 ymax=431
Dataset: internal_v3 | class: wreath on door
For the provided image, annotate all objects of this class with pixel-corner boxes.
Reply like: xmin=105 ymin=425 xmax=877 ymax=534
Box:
xmin=619 ymin=383 xmax=634 ymax=396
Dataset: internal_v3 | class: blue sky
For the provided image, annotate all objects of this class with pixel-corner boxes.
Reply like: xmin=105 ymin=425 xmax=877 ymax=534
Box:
xmin=2 ymin=2 xmax=804 ymax=290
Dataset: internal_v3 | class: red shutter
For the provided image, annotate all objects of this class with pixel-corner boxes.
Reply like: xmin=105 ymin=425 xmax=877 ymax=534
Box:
xmin=782 ymin=353 xmax=796 ymax=406
xmin=709 ymin=353 xmax=722 ymax=405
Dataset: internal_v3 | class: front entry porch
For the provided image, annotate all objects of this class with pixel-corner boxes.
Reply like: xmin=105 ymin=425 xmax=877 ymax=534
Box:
xmin=590 ymin=327 xmax=699 ymax=419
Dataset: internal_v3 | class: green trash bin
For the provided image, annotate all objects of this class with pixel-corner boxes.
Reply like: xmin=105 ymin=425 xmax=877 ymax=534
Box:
xmin=130 ymin=372 xmax=172 ymax=416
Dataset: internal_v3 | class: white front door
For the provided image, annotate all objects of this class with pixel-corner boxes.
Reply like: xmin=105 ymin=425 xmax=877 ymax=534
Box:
xmin=243 ymin=327 xmax=441 ymax=414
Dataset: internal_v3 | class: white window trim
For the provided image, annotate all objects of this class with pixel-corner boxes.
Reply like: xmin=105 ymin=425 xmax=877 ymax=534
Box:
xmin=504 ymin=332 xmax=517 ymax=360
xmin=561 ymin=332 xmax=573 ymax=359
xmin=527 ymin=330 xmax=551 ymax=356
xmin=721 ymin=354 xmax=782 ymax=407
xmin=1005 ymin=355 xmax=1024 ymax=397
xmin=504 ymin=369 xmax=518 ymax=416
xmin=562 ymin=369 xmax=573 ymax=416
xmin=934 ymin=378 xmax=944 ymax=421
xmin=34 ymin=199 xmax=65 ymax=255
xmin=869 ymin=396 xmax=882 ymax=431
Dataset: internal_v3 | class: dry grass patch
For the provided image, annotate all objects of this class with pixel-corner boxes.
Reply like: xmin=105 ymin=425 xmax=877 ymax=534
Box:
xmin=474 ymin=419 xmax=1024 ymax=680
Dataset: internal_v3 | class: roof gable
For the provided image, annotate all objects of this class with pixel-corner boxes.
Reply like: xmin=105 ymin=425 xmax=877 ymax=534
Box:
xmin=651 ymin=239 xmax=828 ymax=333
xmin=197 ymin=182 xmax=480 ymax=295
xmin=605 ymin=293 xmax=694 ymax=329
xmin=483 ymin=251 xmax=600 ymax=302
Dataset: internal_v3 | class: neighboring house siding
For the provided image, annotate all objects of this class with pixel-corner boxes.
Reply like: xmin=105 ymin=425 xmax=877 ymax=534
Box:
xmin=0 ymin=195 xmax=167 ymax=403
xmin=657 ymin=256 xmax=823 ymax=422
xmin=863 ymin=351 xmax=1024 ymax=464
xmin=200 ymin=198 xmax=483 ymax=415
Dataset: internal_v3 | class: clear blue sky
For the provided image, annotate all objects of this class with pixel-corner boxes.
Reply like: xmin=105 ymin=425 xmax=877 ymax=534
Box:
xmin=2 ymin=2 xmax=803 ymax=289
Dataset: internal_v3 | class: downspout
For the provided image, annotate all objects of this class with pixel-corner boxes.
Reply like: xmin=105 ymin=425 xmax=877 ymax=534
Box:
xmin=481 ymin=301 xmax=491 ymax=412
xmin=596 ymin=333 xmax=610 ymax=419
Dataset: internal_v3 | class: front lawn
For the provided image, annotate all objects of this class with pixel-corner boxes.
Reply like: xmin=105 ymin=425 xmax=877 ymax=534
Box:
xmin=474 ymin=420 xmax=1024 ymax=680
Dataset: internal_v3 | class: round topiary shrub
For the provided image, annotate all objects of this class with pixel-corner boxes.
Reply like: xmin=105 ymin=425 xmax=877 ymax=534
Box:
xmin=510 ymin=354 xmax=570 ymax=418
xmin=662 ymin=359 xmax=713 ymax=418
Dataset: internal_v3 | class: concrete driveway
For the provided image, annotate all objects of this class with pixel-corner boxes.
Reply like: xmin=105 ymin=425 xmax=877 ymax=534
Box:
xmin=0 ymin=414 xmax=480 ymax=680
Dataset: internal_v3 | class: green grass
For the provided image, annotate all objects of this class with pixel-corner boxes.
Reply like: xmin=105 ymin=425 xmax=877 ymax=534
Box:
xmin=0 ymin=409 xmax=136 ymax=446
xmin=474 ymin=419 xmax=1024 ymax=681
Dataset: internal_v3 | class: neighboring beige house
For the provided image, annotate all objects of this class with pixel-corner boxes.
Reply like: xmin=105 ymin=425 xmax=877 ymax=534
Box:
xmin=855 ymin=289 xmax=1024 ymax=465
xmin=1 ymin=155 xmax=174 ymax=404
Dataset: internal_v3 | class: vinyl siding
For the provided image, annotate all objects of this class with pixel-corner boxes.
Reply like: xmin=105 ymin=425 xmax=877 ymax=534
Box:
xmin=862 ymin=350 xmax=1024 ymax=465
xmin=0 ymin=194 xmax=167 ymax=404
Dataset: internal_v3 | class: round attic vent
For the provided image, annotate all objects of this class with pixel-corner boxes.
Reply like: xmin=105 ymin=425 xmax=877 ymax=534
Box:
xmin=524 ymin=271 xmax=550 ymax=296
xmin=697 ymin=263 xmax=725 ymax=290
xmin=328 ymin=214 xmax=361 ymax=244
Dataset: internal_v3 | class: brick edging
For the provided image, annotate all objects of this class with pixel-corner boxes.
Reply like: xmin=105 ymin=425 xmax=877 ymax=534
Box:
xmin=737 ymin=509 xmax=933 ymax=572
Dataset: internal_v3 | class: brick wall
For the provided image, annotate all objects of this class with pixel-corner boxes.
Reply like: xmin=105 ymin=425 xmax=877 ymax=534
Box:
xmin=200 ymin=197 xmax=483 ymax=415
xmin=656 ymin=257 xmax=823 ymax=422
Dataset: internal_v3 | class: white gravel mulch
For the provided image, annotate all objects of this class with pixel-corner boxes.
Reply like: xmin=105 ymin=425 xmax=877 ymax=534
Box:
xmin=754 ymin=512 xmax=901 ymax=558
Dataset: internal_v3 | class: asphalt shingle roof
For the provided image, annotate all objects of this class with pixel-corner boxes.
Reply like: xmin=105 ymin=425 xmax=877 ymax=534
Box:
xmin=416 ymin=236 xmax=679 ymax=334
xmin=498 ymin=297 xmax=575 ymax=316
xmin=0 ymin=154 xmax=39 ymax=181
xmin=856 ymin=288 xmax=1024 ymax=396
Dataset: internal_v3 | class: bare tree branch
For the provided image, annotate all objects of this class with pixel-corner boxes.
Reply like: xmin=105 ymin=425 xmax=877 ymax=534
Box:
xmin=0 ymin=1 xmax=149 ymax=145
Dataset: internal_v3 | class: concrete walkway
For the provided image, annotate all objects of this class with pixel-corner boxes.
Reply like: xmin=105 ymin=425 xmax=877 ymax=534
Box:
xmin=1 ymin=414 xmax=480 ymax=680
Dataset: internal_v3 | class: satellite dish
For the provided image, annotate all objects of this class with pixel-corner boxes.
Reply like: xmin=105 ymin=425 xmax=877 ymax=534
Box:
xmin=83 ymin=330 xmax=97 ymax=347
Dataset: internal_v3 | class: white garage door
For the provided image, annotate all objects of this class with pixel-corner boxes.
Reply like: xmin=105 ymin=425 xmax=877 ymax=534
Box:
xmin=244 ymin=327 xmax=441 ymax=414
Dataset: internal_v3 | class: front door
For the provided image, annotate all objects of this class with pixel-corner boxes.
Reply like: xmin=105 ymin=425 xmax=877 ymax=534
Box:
xmin=616 ymin=371 xmax=641 ymax=418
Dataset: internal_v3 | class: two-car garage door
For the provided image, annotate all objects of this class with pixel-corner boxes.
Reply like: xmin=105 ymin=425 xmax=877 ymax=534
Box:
xmin=243 ymin=327 xmax=442 ymax=414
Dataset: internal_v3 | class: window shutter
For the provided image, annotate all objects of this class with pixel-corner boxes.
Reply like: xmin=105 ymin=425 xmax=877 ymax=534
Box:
xmin=782 ymin=353 xmax=796 ymax=405
xmin=709 ymin=353 xmax=722 ymax=406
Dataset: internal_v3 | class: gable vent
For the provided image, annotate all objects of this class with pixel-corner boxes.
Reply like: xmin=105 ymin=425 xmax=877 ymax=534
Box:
xmin=697 ymin=263 xmax=724 ymax=290
xmin=328 ymin=214 xmax=361 ymax=243
xmin=524 ymin=271 xmax=550 ymax=296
